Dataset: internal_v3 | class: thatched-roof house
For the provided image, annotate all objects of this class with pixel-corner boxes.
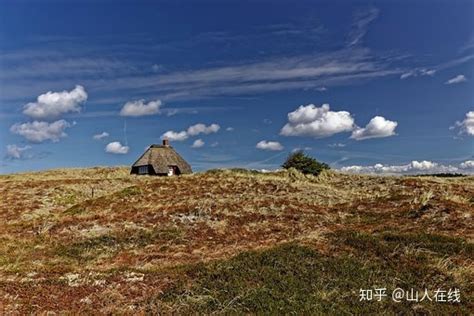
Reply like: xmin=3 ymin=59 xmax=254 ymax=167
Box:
xmin=131 ymin=140 xmax=192 ymax=176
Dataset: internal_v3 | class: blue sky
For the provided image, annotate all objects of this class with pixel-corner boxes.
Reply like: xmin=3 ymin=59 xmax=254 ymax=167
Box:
xmin=0 ymin=0 xmax=473 ymax=174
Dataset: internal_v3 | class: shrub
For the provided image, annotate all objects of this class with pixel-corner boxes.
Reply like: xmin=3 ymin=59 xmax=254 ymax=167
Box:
xmin=282 ymin=151 xmax=329 ymax=176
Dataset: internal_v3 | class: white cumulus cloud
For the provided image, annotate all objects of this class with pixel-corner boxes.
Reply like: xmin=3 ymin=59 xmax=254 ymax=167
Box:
xmin=340 ymin=160 xmax=469 ymax=175
xmin=256 ymin=140 xmax=284 ymax=151
xmin=191 ymin=139 xmax=205 ymax=148
xmin=187 ymin=123 xmax=220 ymax=136
xmin=23 ymin=85 xmax=87 ymax=120
xmin=410 ymin=160 xmax=438 ymax=170
xmin=452 ymin=111 xmax=474 ymax=136
xmin=280 ymin=104 xmax=355 ymax=138
xmin=93 ymin=132 xmax=109 ymax=140
xmin=105 ymin=141 xmax=129 ymax=154
xmin=351 ymin=116 xmax=398 ymax=140
xmin=460 ymin=160 xmax=474 ymax=169
xmin=119 ymin=99 xmax=162 ymax=117
xmin=6 ymin=144 xmax=31 ymax=159
xmin=10 ymin=120 xmax=72 ymax=143
xmin=161 ymin=123 xmax=220 ymax=142
xmin=161 ymin=130 xmax=189 ymax=141
xmin=445 ymin=74 xmax=467 ymax=85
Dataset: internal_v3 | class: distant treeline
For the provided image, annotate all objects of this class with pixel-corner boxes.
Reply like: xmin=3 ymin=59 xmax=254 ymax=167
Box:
xmin=408 ymin=173 xmax=467 ymax=178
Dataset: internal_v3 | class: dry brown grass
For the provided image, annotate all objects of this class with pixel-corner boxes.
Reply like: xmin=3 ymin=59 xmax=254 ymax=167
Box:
xmin=0 ymin=167 xmax=472 ymax=313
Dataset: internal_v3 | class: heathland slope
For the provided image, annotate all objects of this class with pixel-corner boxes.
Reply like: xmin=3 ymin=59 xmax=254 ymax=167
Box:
xmin=0 ymin=167 xmax=472 ymax=314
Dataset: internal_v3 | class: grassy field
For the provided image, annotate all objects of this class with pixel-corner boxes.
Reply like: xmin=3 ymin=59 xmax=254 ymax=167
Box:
xmin=0 ymin=167 xmax=472 ymax=314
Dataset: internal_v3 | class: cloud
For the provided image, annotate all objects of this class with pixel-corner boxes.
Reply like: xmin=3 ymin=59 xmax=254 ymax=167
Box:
xmin=187 ymin=123 xmax=220 ymax=136
xmin=161 ymin=123 xmax=220 ymax=141
xmin=347 ymin=7 xmax=379 ymax=46
xmin=1 ymin=44 xmax=405 ymax=103
xmin=460 ymin=160 xmax=474 ymax=169
xmin=1 ymin=56 xmax=132 ymax=81
xmin=162 ymin=130 xmax=189 ymax=141
xmin=3 ymin=32 xmax=473 ymax=105
xmin=151 ymin=64 xmax=163 ymax=72
xmin=328 ymin=143 xmax=346 ymax=148
xmin=399 ymin=55 xmax=473 ymax=82
xmin=105 ymin=141 xmax=129 ymax=154
xmin=423 ymin=69 xmax=436 ymax=76
xmin=410 ymin=160 xmax=438 ymax=170
xmin=164 ymin=109 xmax=179 ymax=116
xmin=437 ymin=55 xmax=474 ymax=71
xmin=119 ymin=99 xmax=162 ymax=117
xmin=156 ymin=105 xmax=237 ymax=117
xmin=445 ymin=74 xmax=467 ymax=85
xmin=400 ymin=72 xmax=413 ymax=79
xmin=60 ymin=47 xmax=400 ymax=104
xmin=280 ymin=104 xmax=355 ymax=138
xmin=451 ymin=111 xmax=474 ymax=136
xmin=340 ymin=160 xmax=470 ymax=175
xmin=5 ymin=144 xmax=31 ymax=159
xmin=256 ymin=140 xmax=284 ymax=151
xmin=350 ymin=116 xmax=398 ymax=140
xmin=93 ymin=132 xmax=109 ymax=140
xmin=400 ymin=68 xmax=436 ymax=79
xmin=191 ymin=139 xmax=205 ymax=148
xmin=147 ymin=49 xmax=386 ymax=87
xmin=23 ymin=85 xmax=87 ymax=120
xmin=226 ymin=127 xmax=234 ymax=131
xmin=10 ymin=120 xmax=72 ymax=143
xmin=292 ymin=146 xmax=312 ymax=152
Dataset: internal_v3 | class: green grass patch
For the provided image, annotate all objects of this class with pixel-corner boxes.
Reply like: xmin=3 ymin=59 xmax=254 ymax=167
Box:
xmin=117 ymin=185 xmax=141 ymax=197
xmin=53 ymin=193 xmax=77 ymax=206
xmin=335 ymin=231 xmax=473 ymax=258
xmin=382 ymin=233 xmax=473 ymax=257
xmin=148 ymin=243 xmax=470 ymax=314
xmin=63 ymin=203 xmax=86 ymax=215
xmin=56 ymin=227 xmax=183 ymax=261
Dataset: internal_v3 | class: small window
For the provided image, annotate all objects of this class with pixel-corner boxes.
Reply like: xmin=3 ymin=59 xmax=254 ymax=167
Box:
xmin=138 ymin=166 xmax=148 ymax=174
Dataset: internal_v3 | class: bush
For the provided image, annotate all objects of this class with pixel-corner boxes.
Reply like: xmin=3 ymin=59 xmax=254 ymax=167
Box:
xmin=282 ymin=151 xmax=329 ymax=176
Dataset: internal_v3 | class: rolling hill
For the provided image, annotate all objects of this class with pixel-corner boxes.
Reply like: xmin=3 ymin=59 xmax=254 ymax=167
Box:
xmin=0 ymin=167 xmax=472 ymax=314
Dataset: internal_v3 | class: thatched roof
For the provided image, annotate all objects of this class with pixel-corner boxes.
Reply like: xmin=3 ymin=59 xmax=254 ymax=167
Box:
xmin=131 ymin=144 xmax=192 ymax=174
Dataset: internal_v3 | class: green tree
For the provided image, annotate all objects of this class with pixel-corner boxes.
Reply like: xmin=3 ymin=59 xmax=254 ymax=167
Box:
xmin=282 ymin=151 xmax=330 ymax=176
